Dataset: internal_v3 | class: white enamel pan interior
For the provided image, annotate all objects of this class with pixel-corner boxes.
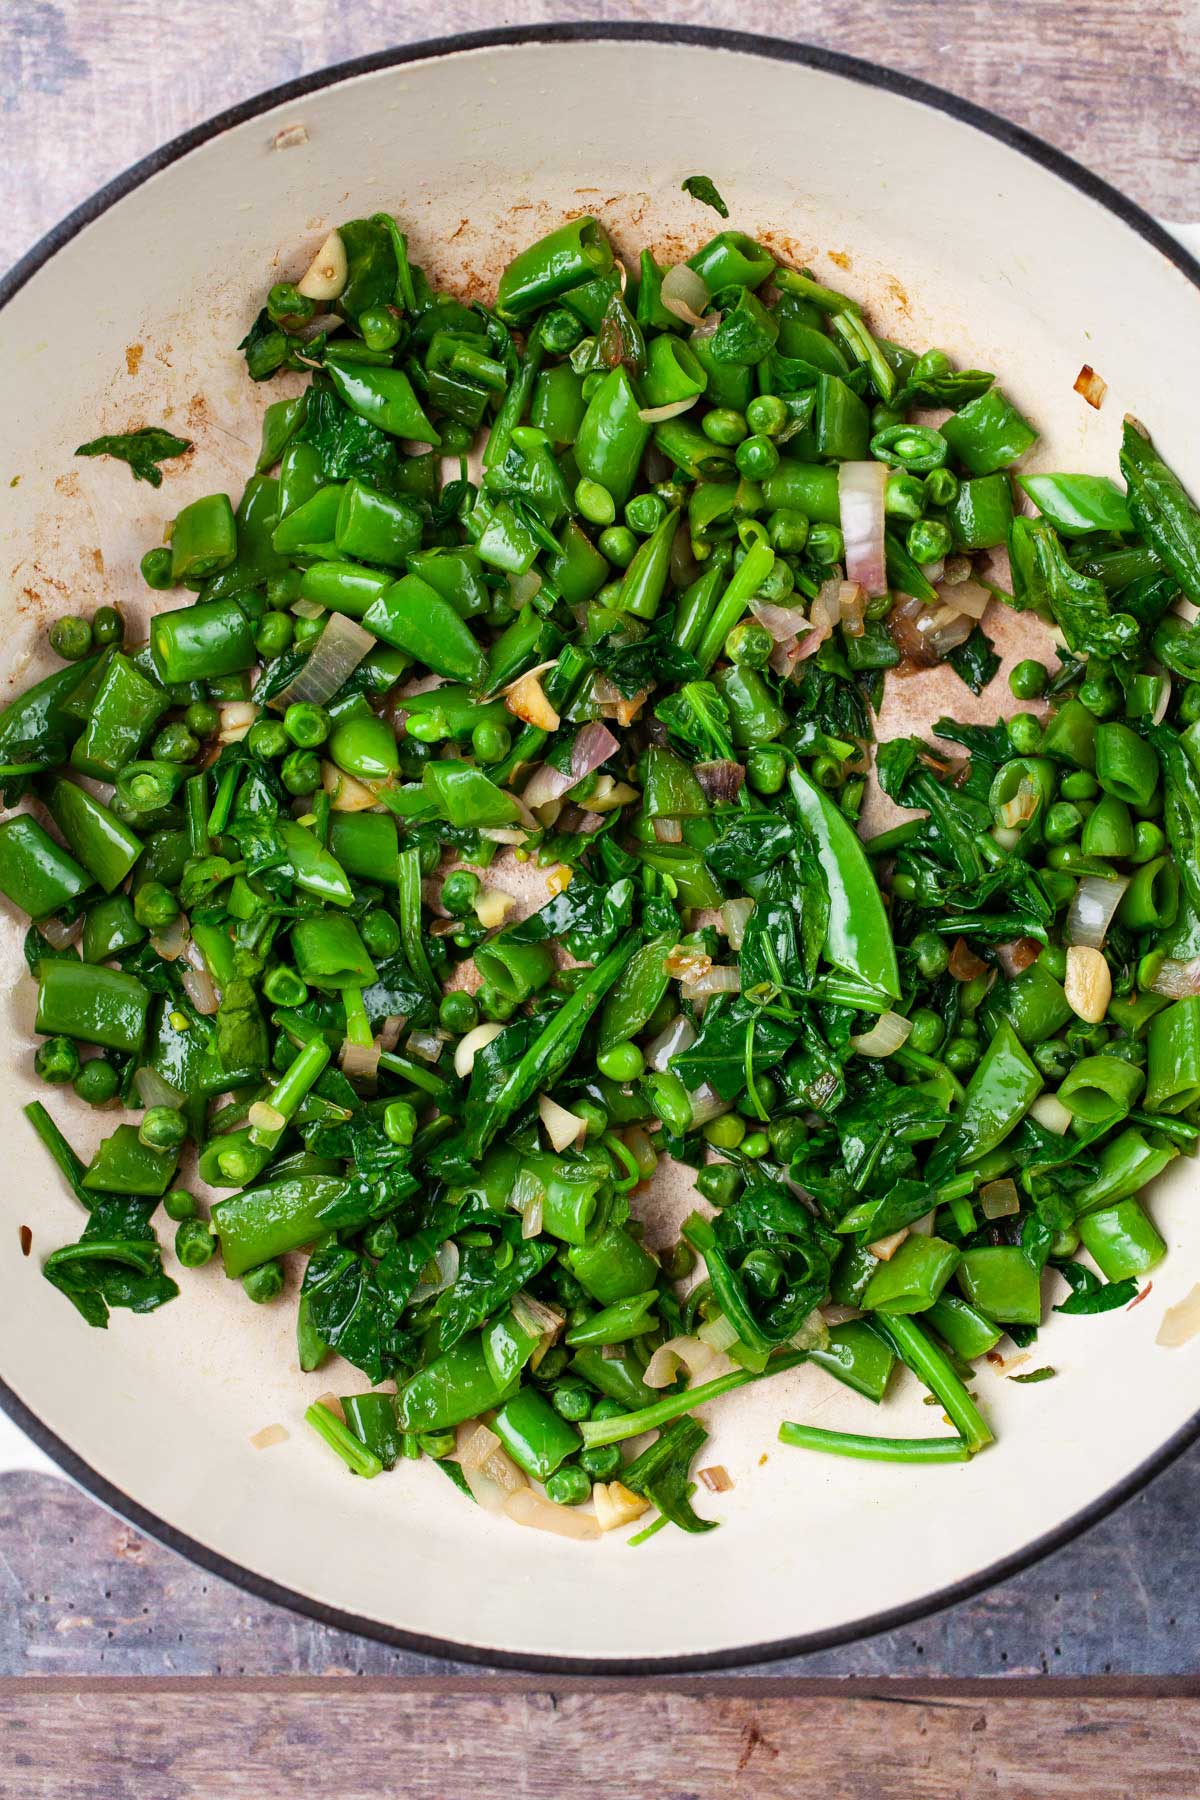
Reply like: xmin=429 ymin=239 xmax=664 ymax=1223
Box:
xmin=3 ymin=26 xmax=1200 ymax=1670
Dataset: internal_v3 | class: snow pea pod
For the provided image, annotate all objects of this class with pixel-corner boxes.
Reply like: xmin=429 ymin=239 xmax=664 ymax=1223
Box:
xmin=547 ymin=519 xmax=610 ymax=605
xmin=862 ymin=1235 xmax=960 ymax=1314
xmin=694 ymin=536 xmax=776 ymax=671
xmin=326 ymin=811 xmax=398 ymax=883
xmin=616 ymin=506 xmax=679 ymax=620
xmin=83 ymin=1125 xmax=179 ymax=1199
xmin=948 ymin=473 xmax=1014 ymax=550
xmin=214 ymin=1171 xmax=362 ymax=1277
xmin=472 ymin=931 xmax=555 ymax=1003
xmin=169 ymin=492 xmax=237 ymax=582
xmin=1145 ymin=996 xmax=1200 ymax=1113
xmin=36 ymin=959 xmax=150 ymax=1054
xmin=334 ymin=479 xmax=423 ymax=565
xmin=1041 ymin=698 xmax=1098 ymax=771
xmin=271 ymin=483 xmax=343 ymax=555
xmin=0 ymin=657 xmax=94 ymax=763
xmin=574 ymin=367 xmax=650 ymax=508
xmin=290 ymin=914 xmax=376 ymax=989
xmin=495 ymin=217 xmax=614 ymax=322
xmin=202 ymin=475 xmax=291 ymax=600
xmin=641 ymin=335 xmax=707 ymax=409
xmin=1094 ymin=722 xmax=1159 ymax=809
xmin=1077 ymin=1199 xmax=1165 ymax=1283
xmin=925 ymin=1294 xmax=1002 ymax=1360
xmin=940 ymin=388 xmax=1037 ymax=474
xmin=982 ymin=960 xmax=1072 ymax=1046
xmin=362 ymin=575 xmax=488 ymax=686
xmin=598 ymin=934 xmax=673 ymax=1051
xmin=565 ymin=1290 xmax=659 ymax=1347
xmin=277 ymin=820 xmax=353 ymax=907
xmin=421 ymin=760 xmax=522 ymax=829
xmin=531 ymin=363 xmax=587 ymax=444
xmin=150 ymin=597 xmax=256 ymax=686
xmin=491 ymin=1387 xmax=581 ymax=1480
xmin=1119 ymin=417 xmax=1200 ymax=604
xmin=568 ymin=1222 xmax=659 ymax=1304
xmin=70 ymin=654 xmax=167 ymax=781
xmin=806 ymin=1320 xmax=896 ymax=1403
xmin=688 ymin=231 xmax=773 ymax=292
xmin=1019 ymin=472 xmax=1133 ymax=537
xmin=569 ymin=1344 xmax=656 ymax=1410
xmin=714 ymin=665 xmax=787 ymax=747
xmin=324 ymin=353 xmax=439 ymax=446
xmin=1058 ymin=1055 xmax=1144 ymax=1127
xmin=1077 ymin=1127 xmax=1177 ymax=1214
xmin=393 ymin=1333 xmax=515 ymax=1432
xmin=956 ymin=1247 xmax=1042 ymax=1326
xmin=45 ymin=777 xmax=141 ymax=893
xmin=299 ymin=562 xmax=390 ymax=618
xmin=405 ymin=549 xmax=489 ymax=620
xmin=0 ymin=815 xmax=92 ymax=919
xmin=82 ymin=894 xmax=144 ymax=963
xmin=788 ymin=764 xmax=900 ymax=1000
xmin=328 ymin=714 xmax=398 ymax=781
xmin=954 ymin=1020 xmax=1043 ymax=1163
xmin=1118 ymin=855 xmax=1178 ymax=931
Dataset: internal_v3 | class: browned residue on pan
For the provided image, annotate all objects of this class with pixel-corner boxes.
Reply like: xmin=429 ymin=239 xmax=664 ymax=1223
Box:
xmin=125 ymin=343 xmax=144 ymax=376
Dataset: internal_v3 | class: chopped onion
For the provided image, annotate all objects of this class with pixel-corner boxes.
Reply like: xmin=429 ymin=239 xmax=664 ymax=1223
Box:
xmin=644 ymin=1012 xmax=697 ymax=1072
xmin=276 ymin=613 xmax=374 ymax=708
xmin=850 ymin=1010 xmax=912 ymax=1058
xmin=660 ymin=264 xmax=710 ymax=327
xmin=505 ymin=1487 xmax=601 ymax=1540
xmin=999 ymin=777 xmax=1041 ymax=830
xmin=379 ymin=1014 xmax=406 ymax=1053
xmin=411 ymin=1240 xmax=459 ymax=1305
xmin=250 ymin=1424 xmax=288 ymax=1450
xmin=134 ymin=1066 xmax=184 ymax=1111
xmin=1066 ymin=874 xmax=1130 ymax=949
xmin=459 ymin=1423 xmax=502 ymax=1473
xmin=538 ymin=1093 xmax=588 ymax=1154
xmin=643 ymin=1335 xmax=717 ymax=1389
xmin=695 ymin=760 xmax=744 ymax=805
xmin=291 ymin=597 xmax=325 ymax=620
xmin=1030 ymin=1093 xmax=1073 ymax=1136
xmin=810 ymin=578 xmax=844 ymax=632
xmin=1156 ymin=1284 xmax=1200 ymax=1348
xmin=936 ymin=576 xmax=990 ymax=620
xmin=681 ymin=964 xmax=741 ymax=999
xmin=592 ymin=1481 xmax=649 ymax=1533
xmin=454 ymin=1021 xmax=504 ymax=1078
xmin=522 ymin=763 xmax=571 ymax=808
xmin=948 ymin=937 xmax=987 ymax=982
xmin=247 ymin=1100 xmax=286 ymax=1135
xmin=340 ymin=1037 xmax=381 ymax=1082
xmin=665 ymin=945 xmax=712 ymax=983
xmin=698 ymin=1465 xmax=733 ymax=1494
xmin=1064 ymin=944 xmax=1113 ymax=1024
xmin=570 ymin=721 xmax=620 ymax=781
xmin=1149 ymin=957 xmax=1200 ymax=999
xmin=588 ymin=774 xmax=639 ymax=811
xmin=407 ymin=1029 xmax=445 ymax=1064
xmin=942 ymin=556 xmax=973 ymax=586
xmin=37 ymin=916 xmax=82 ymax=951
xmin=297 ymin=229 xmax=348 ymax=301
xmin=1151 ymin=677 xmax=1172 ymax=726
xmin=508 ymin=569 xmax=542 ymax=609
xmin=995 ymin=938 xmax=1041 ymax=979
xmin=980 ymin=1178 xmax=1020 ymax=1220
xmin=150 ymin=913 xmax=189 ymax=962
xmin=1074 ymin=363 xmax=1107 ymax=410
xmin=697 ymin=1311 xmax=740 ymax=1353
xmin=868 ymin=1227 xmax=909 ymax=1261
xmin=688 ymin=1083 xmax=727 ymax=1128
xmin=512 ymin=1290 xmax=565 ymax=1338
xmin=181 ymin=965 xmax=219 ymax=1015
xmin=505 ymin=668 xmax=560 ymax=730
xmin=479 ymin=827 xmax=528 ymax=845
xmin=638 ymin=396 xmax=697 ymax=423
xmin=652 ymin=815 xmax=683 ymax=844
xmin=888 ymin=593 xmax=974 ymax=664
xmin=473 ymin=886 xmax=515 ymax=930
xmin=721 ymin=897 xmax=754 ymax=951
xmin=992 ymin=826 xmax=1021 ymax=853
xmin=839 ymin=461 xmax=888 ymax=596
xmin=790 ymin=1308 xmax=830 ymax=1352
xmin=322 ymin=761 xmax=378 ymax=812
xmin=838 ymin=581 xmax=867 ymax=638
xmin=750 ymin=598 xmax=811 ymax=642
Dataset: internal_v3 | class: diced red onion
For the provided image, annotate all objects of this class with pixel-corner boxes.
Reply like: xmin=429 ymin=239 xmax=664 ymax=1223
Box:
xmin=810 ymin=578 xmax=844 ymax=631
xmin=839 ymin=581 xmax=867 ymax=638
xmin=570 ymin=721 xmax=619 ymax=782
xmin=849 ymin=1009 xmax=912 ymax=1058
xmin=504 ymin=1486 xmax=600 ymax=1540
xmin=290 ymin=596 xmax=325 ymax=620
xmin=868 ymin=1227 xmax=909 ymax=1261
xmin=150 ymin=914 xmax=189 ymax=962
xmin=512 ymin=1290 xmax=565 ymax=1338
xmin=479 ymin=827 xmax=527 ymax=846
xmin=750 ymin=598 xmax=811 ymax=643
xmin=942 ymin=556 xmax=973 ymax=586
xmin=379 ymin=1014 xmax=406 ymax=1052
xmin=1066 ymin=874 xmax=1130 ymax=950
xmin=665 ymin=945 xmax=712 ymax=982
xmin=645 ymin=1012 xmax=697 ymax=1072
xmin=340 ymin=1036 xmax=382 ymax=1082
xmin=1151 ymin=677 xmax=1172 ymax=726
xmin=134 ymin=1066 xmax=184 ymax=1110
xmin=695 ymin=760 xmax=744 ymax=805
xmin=696 ymin=1311 xmax=739 ymax=1353
xmin=459 ymin=1422 xmax=501 ymax=1473
xmin=948 ymin=938 xmax=987 ymax=981
xmin=521 ymin=764 xmax=570 ymax=809
xmin=180 ymin=965 xmax=219 ymax=1015
xmin=276 ymin=613 xmax=375 ymax=708
xmin=638 ymin=397 xmax=697 ymax=423
xmin=936 ymin=577 xmax=990 ymax=620
xmin=507 ymin=569 xmax=542 ymax=609
xmin=682 ymin=965 xmax=741 ymax=1000
xmin=687 ymin=1083 xmax=728 ymax=1127
xmin=660 ymin=264 xmax=709 ymax=326
xmin=1074 ymin=364 xmax=1107 ymax=410
xmin=505 ymin=668 xmax=560 ymax=731
xmin=995 ymin=938 xmax=1041 ymax=979
xmin=721 ymin=897 xmax=754 ymax=950
xmin=839 ymin=461 xmax=888 ymax=596
xmin=1149 ymin=957 xmax=1200 ymax=999
xmin=406 ymin=1029 xmax=446 ymax=1064
xmin=1156 ymin=1284 xmax=1200 ymax=1348
xmin=652 ymin=816 xmax=683 ymax=844
xmin=37 ymin=916 xmax=82 ymax=951
xmin=698 ymin=1465 xmax=733 ymax=1494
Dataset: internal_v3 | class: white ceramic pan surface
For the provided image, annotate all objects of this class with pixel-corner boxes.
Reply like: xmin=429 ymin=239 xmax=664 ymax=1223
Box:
xmin=3 ymin=26 xmax=1199 ymax=1670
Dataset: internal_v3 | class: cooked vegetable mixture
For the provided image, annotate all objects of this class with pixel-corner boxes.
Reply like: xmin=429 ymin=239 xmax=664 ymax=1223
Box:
xmin=11 ymin=201 xmax=1200 ymax=1542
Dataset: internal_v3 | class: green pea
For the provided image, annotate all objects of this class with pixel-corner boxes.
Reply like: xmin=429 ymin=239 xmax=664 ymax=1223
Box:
xmin=1033 ymin=1037 xmax=1075 ymax=1081
xmin=737 ymin=1072 xmax=779 ymax=1117
xmin=625 ymin=491 xmax=666 ymax=535
xmin=383 ymin=1100 xmax=417 ymax=1147
xmin=292 ymin=615 xmax=326 ymax=653
xmin=545 ymin=1464 xmax=591 ymax=1506
xmin=359 ymin=305 xmax=402 ymax=351
xmin=49 ymin=614 xmax=92 ymax=661
xmin=35 ymin=1036 xmax=80 ymax=1085
xmin=661 ymin=1239 xmax=696 ymax=1281
xmin=441 ymin=869 xmax=481 ymax=917
xmin=176 ymin=1218 xmax=216 ymax=1269
xmin=1007 ymin=713 xmax=1043 ymax=755
xmin=267 ymin=281 xmax=315 ymax=323
xmin=575 ymin=478 xmax=616 ymax=526
xmin=280 ymin=749 xmax=321 ymax=795
xmin=134 ymin=881 xmax=180 ymax=930
xmin=163 ymin=1188 xmax=198 ymax=1222
xmin=766 ymin=508 xmax=809 ymax=554
xmin=1131 ymin=821 xmax=1166 ymax=864
xmin=907 ymin=517 xmax=952 ymax=565
xmin=152 ymin=723 xmax=200 ymax=764
xmin=266 ymin=569 xmax=303 ymax=610
xmin=243 ymin=1260 xmax=285 ymax=1304
xmin=924 ymin=466 xmax=959 ymax=507
xmin=1044 ymin=800 xmax=1083 ymax=844
xmin=597 ymin=1040 xmax=644 ymax=1082
xmin=811 ymin=754 xmax=844 ymax=791
xmin=725 ymin=620 xmax=773 ymax=669
xmin=768 ymin=1116 xmax=807 ymax=1161
xmin=573 ymin=1098 xmax=609 ymax=1139
xmin=185 ymin=701 xmax=220 ymax=739
xmin=754 ymin=557 xmax=795 ymax=603
xmin=90 ymin=604 xmax=123 ymax=648
xmin=579 ymin=1444 xmax=622 ymax=1480
xmin=541 ymin=307 xmax=584 ymax=353
xmin=741 ymin=1130 xmax=770 ymax=1157
xmin=477 ymin=983 xmax=517 ymax=1023
xmin=406 ymin=711 xmax=448 ymax=745
xmin=746 ymin=393 xmax=788 ymax=437
xmin=1060 ymin=770 xmax=1098 ymax=801
xmin=472 ymin=718 xmax=511 ymax=764
xmin=807 ymin=522 xmax=844 ymax=564
xmin=354 ymin=909 xmax=396 ymax=961
xmin=439 ymin=989 xmax=478 ymax=1034
xmin=1008 ymin=659 xmax=1048 ymax=701
xmin=73 ymin=1058 xmax=120 ymax=1106
xmin=284 ymin=702 xmax=330 ymax=749
xmin=703 ymin=1113 xmax=745 ymax=1150
xmin=598 ymin=524 xmax=638 ymax=568
xmin=694 ymin=1163 xmax=743 ymax=1207
xmin=140 ymin=546 xmax=175 ymax=591
xmin=907 ymin=1007 xmax=945 ymax=1055
xmin=1039 ymin=944 xmax=1068 ymax=980
xmin=734 ymin=433 xmax=779 ymax=481
xmin=1179 ymin=684 xmax=1200 ymax=726
xmin=248 ymin=719 xmax=289 ymax=760
xmin=943 ymin=1036 xmax=980 ymax=1074
xmin=439 ymin=420 xmax=475 ymax=455
xmin=551 ymin=1381 xmax=593 ymax=1422
xmin=702 ymin=408 xmax=748 ymax=446
xmin=746 ymin=745 xmax=787 ymax=795
xmin=140 ymin=1105 xmax=187 ymax=1151
xmin=255 ymin=612 xmax=294 ymax=659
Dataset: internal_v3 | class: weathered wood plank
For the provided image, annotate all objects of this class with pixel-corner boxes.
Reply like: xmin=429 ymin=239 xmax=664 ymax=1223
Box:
xmin=1 ymin=1683 xmax=1199 ymax=1798
xmin=3 ymin=0 xmax=1200 ymax=274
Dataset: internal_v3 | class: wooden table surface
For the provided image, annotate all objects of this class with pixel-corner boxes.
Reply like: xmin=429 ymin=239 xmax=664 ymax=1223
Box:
xmin=4 ymin=1 xmax=1200 ymax=1788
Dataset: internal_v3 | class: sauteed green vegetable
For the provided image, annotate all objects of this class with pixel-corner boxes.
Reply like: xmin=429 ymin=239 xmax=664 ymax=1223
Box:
xmin=11 ymin=195 xmax=1200 ymax=1541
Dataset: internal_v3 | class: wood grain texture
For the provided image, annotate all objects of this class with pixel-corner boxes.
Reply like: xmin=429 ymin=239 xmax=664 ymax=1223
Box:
xmin=2 ymin=0 xmax=1200 ymax=275
xmin=2 ymin=1681 xmax=1200 ymax=1798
